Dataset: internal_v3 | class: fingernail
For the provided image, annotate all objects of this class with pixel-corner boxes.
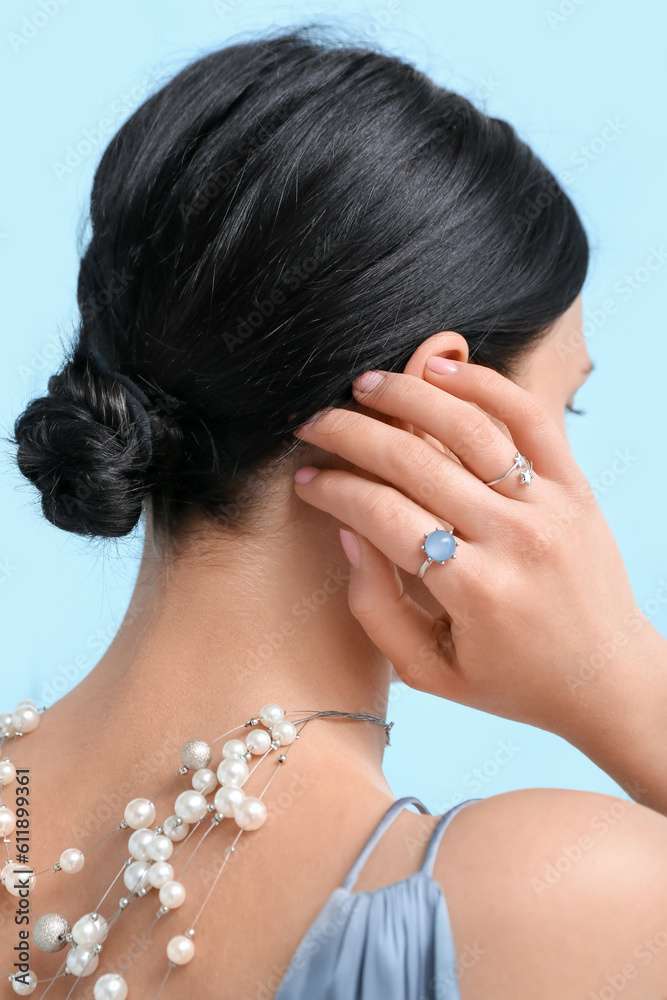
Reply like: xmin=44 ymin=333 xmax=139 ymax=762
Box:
xmin=352 ymin=370 xmax=384 ymax=394
xmin=339 ymin=528 xmax=362 ymax=568
xmin=293 ymin=412 xmax=322 ymax=437
xmin=294 ymin=466 xmax=320 ymax=484
xmin=426 ymin=356 xmax=459 ymax=374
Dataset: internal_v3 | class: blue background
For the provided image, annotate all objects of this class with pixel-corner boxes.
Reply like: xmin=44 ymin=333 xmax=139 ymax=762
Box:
xmin=1 ymin=0 xmax=665 ymax=810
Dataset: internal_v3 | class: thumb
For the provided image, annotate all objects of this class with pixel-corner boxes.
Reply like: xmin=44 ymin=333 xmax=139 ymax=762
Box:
xmin=338 ymin=527 xmax=460 ymax=698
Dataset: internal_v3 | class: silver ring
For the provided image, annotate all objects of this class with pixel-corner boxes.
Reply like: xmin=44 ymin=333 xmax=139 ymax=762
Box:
xmin=417 ymin=527 xmax=459 ymax=579
xmin=484 ymin=451 xmax=534 ymax=487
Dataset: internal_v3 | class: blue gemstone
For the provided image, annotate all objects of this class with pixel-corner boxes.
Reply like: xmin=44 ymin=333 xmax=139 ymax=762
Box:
xmin=424 ymin=529 xmax=456 ymax=562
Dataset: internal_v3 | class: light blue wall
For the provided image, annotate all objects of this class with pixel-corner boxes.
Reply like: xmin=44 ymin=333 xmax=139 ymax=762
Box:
xmin=1 ymin=0 xmax=665 ymax=807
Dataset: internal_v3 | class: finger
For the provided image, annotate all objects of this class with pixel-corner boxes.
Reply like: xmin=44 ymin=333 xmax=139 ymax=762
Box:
xmin=340 ymin=528 xmax=468 ymax=700
xmin=293 ymin=465 xmax=475 ymax=590
xmin=421 ymin=358 xmax=583 ymax=486
xmin=350 ymin=370 xmax=540 ymax=498
xmin=294 ymin=408 xmax=509 ymax=537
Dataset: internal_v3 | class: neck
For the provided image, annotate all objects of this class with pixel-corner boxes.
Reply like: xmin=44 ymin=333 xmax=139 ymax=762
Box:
xmin=45 ymin=490 xmax=395 ymax=799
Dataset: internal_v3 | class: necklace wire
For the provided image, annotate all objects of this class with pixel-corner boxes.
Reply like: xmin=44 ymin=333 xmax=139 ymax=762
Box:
xmin=0 ymin=701 xmax=394 ymax=998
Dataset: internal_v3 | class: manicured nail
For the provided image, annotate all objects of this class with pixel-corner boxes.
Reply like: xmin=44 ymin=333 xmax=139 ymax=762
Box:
xmin=352 ymin=370 xmax=384 ymax=394
xmin=339 ymin=528 xmax=362 ymax=568
xmin=294 ymin=412 xmax=322 ymax=437
xmin=426 ymin=356 xmax=459 ymax=374
xmin=294 ymin=466 xmax=320 ymax=484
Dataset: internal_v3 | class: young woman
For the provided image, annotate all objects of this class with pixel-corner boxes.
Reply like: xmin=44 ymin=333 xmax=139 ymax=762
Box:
xmin=5 ymin=26 xmax=667 ymax=1000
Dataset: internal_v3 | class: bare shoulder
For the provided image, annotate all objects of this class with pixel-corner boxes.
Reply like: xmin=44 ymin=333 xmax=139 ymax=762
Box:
xmin=431 ymin=787 xmax=667 ymax=1000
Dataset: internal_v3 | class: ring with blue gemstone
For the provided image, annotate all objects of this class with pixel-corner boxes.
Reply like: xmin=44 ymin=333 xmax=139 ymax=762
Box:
xmin=417 ymin=527 xmax=460 ymax=579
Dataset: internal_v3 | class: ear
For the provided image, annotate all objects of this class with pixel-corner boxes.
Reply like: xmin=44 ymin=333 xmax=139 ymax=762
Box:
xmin=402 ymin=330 xmax=469 ymax=380
xmin=388 ymin=330 xmax=469 ymax=444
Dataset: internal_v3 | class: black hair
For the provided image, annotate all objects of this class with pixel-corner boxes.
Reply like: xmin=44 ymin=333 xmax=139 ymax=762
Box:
xmin=10 ymin=25 xmax=588 ymax=544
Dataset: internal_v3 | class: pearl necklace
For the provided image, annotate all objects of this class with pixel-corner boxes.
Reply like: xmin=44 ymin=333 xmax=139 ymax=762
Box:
xmin=0 ymin=698 xmax=394 ymax=998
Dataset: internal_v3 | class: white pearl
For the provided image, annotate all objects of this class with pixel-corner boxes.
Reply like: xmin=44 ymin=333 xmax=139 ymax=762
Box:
xmin=128 ymin=828 xmax=155 ymax=862
xmin=60 ymin=849 xmax=85 ymax=874
xmin=147 ymin=834 xmax=173 ymax=862
xmin=93 ymin=973 xmax=128 ymax=1000
xmin=192 ymin=768 xmax=217 ymax=794
xmin=1 ymin=861 xmax=16 ymax=890
xmin=10 ymin=705 xmax=40 ymax=734
xmin=213 ymin=785 xmax=245 ymax=818
xmin=123 ymin=798 xmax=155 ymax=830
xmin=174 ymin=790 xmax=207 ymax=824
xmin=158 ymin=880 xmax=186 ymax=909
xmin=0 ymin=806 xmax=16 ymax=836
xmin=259 ymin=703 xmax=285 ymax=727
xmin=0 ymin=759 xmax=17 ymax=785
xmin=147 ymin=861 xmax=174 ymax=889
xmin=221 ymin=738 xmax=247 ymax=759
xmin=3 ymin=864 xmax=35 ymax=896
xmin=216 ymin=757 xmax=249 ymax=787
xmin=234 ymin=796 xmax=267 ymax=831
xmin=123 ymin=861 xmax=152 ymax=893
xmin=72 ymin=912 xmax=108 ymax=947
xmin=166 ymin=934 xmax=195 ymax=965
xmin=11 ymin=970 xmax=37 ymax=994
xmin=270 ymin=720 xmax=297 ymax=746
xmin=66 ymin=945 xmax=99 ymax=977
xmin=162 ymin=814 xmax=189 ymax=842
xmin=245 ymin=729 xmax=272 ymax=755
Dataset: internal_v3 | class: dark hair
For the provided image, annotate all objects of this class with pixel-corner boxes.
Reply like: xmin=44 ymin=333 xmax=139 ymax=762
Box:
xmin=11 ymin=25 xmax=588 ymax=544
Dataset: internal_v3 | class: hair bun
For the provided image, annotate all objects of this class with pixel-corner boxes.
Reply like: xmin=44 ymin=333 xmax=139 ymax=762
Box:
xmin=108 ymin=371 xmax=154 ymax=467
xmin=13 ymin=349 xmax=156 ymax=538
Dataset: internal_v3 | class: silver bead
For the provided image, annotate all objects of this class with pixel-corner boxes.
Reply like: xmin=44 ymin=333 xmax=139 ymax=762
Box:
xmin=154 ymin=826 xmax=163 ymax=835
xmin=248 ymin=718 xmax=260 ymax=726
xmin=118 ymin=897 xmax=129 ymax=909
xmin=278 ymin=755 xmax=286 ymax=763
xmin=242 ymin=751 xmax=252 ymax=762
xmin=156 ymin=905 xmax=168 ymax=917
xmin=206 ymin=803 xmax=216 ymax=812
xmin=180 ymin=739 xmax=212 ymax=771
xmin=33 ymin=912 xmax=71 ymax=952
xmin=185 ymin=929 xmax=195 ymax=938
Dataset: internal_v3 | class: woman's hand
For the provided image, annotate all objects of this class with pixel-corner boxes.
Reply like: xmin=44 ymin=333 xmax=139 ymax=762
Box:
xmin=291 ymin=360 xmax=667 ymax=776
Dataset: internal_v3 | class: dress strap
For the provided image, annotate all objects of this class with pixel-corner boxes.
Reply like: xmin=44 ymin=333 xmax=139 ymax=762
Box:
xmin=419 ymin=798 xmax=482 ymax=877
xmin=342 ymin=795 xmax=431 ymax=892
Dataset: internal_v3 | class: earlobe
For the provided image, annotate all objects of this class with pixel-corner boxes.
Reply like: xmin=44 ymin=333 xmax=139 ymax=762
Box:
xmin=401 ymin=330 xmax=470 ymax=380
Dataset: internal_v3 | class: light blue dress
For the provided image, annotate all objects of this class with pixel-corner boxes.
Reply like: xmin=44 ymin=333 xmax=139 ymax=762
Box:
xmin=274 ymin=794 xmax=482 ymax=999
